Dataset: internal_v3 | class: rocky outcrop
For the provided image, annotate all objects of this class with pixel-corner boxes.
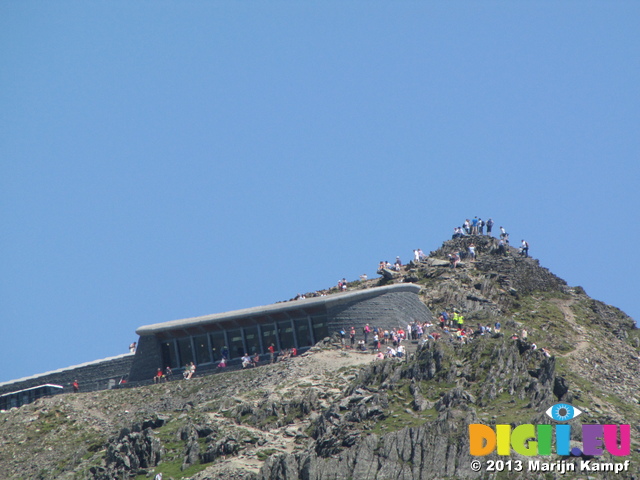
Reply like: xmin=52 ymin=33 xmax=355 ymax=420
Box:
xmin=91 ymin=425 xmax=163 ymax=480
xmin=254 ymin=331 xmax=573 ymax=480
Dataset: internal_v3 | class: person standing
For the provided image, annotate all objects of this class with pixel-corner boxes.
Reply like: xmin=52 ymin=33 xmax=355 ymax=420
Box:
xmin=72 ymin=380 xmax=79 ymax=393
xmin=521 ymin=239 xmax=529 ymax=257
xmin=268 ymin=344 xmax=276 ymax=363
xmin=468 ymin=243 xmax=476 ymax=261
xmin=486 ymin=218 xmax=494 ymax=236
xmin=497 ymin=239 xmax=506 ymax=255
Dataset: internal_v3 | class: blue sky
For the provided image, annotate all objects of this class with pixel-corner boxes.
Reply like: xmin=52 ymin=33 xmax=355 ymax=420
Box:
xmin=1 ymin=2 xmax=638 ymax=384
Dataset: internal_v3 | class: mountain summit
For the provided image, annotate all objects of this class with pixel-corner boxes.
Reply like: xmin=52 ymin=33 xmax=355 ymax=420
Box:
xmin=1 ymin=236 xmax=638 ymax=479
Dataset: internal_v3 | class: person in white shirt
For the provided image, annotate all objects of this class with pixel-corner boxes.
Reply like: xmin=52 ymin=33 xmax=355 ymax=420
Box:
xmin=241 ymin=353 xmax=252 ymax=368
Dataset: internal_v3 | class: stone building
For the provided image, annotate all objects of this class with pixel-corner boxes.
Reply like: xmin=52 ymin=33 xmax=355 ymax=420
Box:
xmin=128 ymin=284 xmax=431 ymax=381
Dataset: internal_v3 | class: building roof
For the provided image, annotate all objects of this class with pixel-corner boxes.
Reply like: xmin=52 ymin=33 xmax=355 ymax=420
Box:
xmin=136 ymin=283 xmax=421 ymax=336
xmin=0 ymin=353 xmax=134 ymax=389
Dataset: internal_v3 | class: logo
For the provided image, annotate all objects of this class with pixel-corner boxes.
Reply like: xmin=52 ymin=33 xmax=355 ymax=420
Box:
xmin=469 ymin=403 xmax=631 ymax=457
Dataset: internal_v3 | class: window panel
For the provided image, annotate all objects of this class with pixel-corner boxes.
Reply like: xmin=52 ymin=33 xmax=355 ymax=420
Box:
xmin=294 ymin=318 xmax=313 ymax=347
xmin=243 ymin=326 xmax=260 ymax=355
xmin=311 ymin=315 xmax=329 ymax=344
xmin=260 ymin=324 xmax=277 ymax=353
xmin=227 ymin=329 xmax=245 ymax=359
xmin=209 ymin=331 xmax=226 ymax=361
xmin=277 ymin=320 xmax=295 ymax=350
xmin=193 ymin=335 xmax=211 ymax=365
xmin=161 ymin=340 xmax=179 ymax=368
xmin=177 ymin=337 xmax=194 ymax=366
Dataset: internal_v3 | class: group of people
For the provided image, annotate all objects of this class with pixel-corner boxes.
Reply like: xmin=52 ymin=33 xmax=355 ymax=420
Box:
xmin=153 ymin=366 xmax=173 ymax=383
xmin=510 ymin=329 xmax=551 ymax=357
xmin=377 ymin=259 xmax=401 ymax=273
xmin=152 ymin=343 xmax=299 ymax=382
xmin=453 ymin=217 xmax=494 ymax=238
xmin=182 ymin=362 xmax=196 ymax=379
xmin=374 ymin=344 xmax=406 ymax=360
xmin=340 ymin=320 xmax=438 ymax=353
xmin=449 ymin=217 xmax=532 ymax=261
xmin=241 ymin=352 xmax=261 ymax=368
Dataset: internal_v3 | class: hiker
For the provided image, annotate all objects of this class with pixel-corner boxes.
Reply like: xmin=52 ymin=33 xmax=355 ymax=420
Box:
xmin=468 ymin=243 xmax=476 ymax=261
xmin=154 ymin=368 xmax=163 ymax=383
xmin=350 ymin=327 xmax=356 ymax=348
xmin=486 ymin=218 xmax=494 ymax=236
xmin=363 ymin=324 xmax=370 ymax=343
xmin=471 ymin=217 xmax=479 ymax=235
xmin=497 ymin=239 xmax=506 ymax=255
xmin=72 ymin=380 xmax=79 ymax=393
xmin=268 ymin=344 xmax=276 ymax=363
xmin=520 ymin=240 xmax=529 ymax=257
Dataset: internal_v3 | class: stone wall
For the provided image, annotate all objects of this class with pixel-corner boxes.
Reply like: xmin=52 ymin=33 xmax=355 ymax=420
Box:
xmin=0 ymin=354 xmax=134 ymax=397
xmin=327 ymin=290 xmax=433 ymax=335
xmin=127 ymin=335 xmax=163 ymax=382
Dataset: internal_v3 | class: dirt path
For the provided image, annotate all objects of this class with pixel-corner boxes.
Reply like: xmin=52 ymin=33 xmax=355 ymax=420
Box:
xmin=550 ymin=298 xmax=590 ymax=357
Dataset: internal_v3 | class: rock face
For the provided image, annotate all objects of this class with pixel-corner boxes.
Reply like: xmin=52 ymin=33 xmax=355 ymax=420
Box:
xmin=91 ymin=425 xmax=163 ymax=480
xmin=256 ymin=338 xmax=565 ymax=480
xmin=0 ymin=235 xmax=638 ymax=480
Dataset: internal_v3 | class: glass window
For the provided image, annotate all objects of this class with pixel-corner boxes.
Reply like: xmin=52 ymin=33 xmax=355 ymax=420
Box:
xmin=177 ymin=337 xmax=194 ymax=366
xmin=209 ymin=331 xmax=226 ymax=361
xmin=227 ymin=329 xmax=245 ymax=359
xmin=311 ymin=315 xmax=329 ymax=344
xmin=294 ymin=318 xmax=313 ymax=347
xmin=161 ymin=340 xmax=179 ymax=368
xmin=193 ymin=335 xmax=211 ymax=365
xmin=243 ymin=326 xmax=260 ymax=355
xmin=261 ymin=323 xmax=278 ymax=353
xmin=277 ymin=320 xmax=295 ymax=349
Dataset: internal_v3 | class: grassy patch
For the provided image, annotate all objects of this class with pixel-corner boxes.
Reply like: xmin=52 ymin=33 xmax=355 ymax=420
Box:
xmin=511 ymin=294 xmax=576 ymax=353
xmin=256 ymin=448 xmax=279 ymax=461
xmin=366 ymin=383 xmax=428 ymax=435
